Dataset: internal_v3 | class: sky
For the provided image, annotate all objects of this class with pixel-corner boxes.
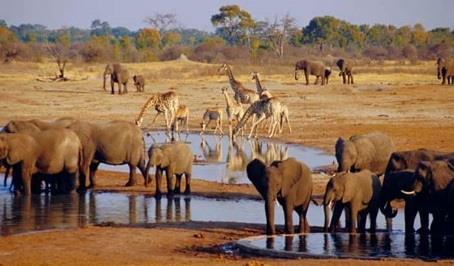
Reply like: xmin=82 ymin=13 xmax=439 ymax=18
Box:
xmin=1 ymin=0 xmax=453 ymax=31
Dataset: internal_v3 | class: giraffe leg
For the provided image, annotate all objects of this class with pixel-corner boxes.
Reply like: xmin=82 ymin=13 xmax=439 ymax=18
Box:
xmin=249 ymin=115 xmax=266 ymax=139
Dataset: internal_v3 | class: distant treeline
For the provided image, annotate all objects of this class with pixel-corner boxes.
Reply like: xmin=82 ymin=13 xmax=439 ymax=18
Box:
xmin=0 ymin=5 xmax=453 ymax=64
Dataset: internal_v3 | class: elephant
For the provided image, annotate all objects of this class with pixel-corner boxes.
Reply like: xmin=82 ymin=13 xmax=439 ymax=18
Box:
xmin=2 ymin=117 xmax=76 ymax=134
xmin=380 ymin=170 xmax=430 ymax=234
xmin=145 ymin=142 xmax=193 ymax=197
xmin=335 ymin=132 xmax=395 ymax=175
xmin=384 ymin=148 xmax=454 ymax=175
xmin=294 ymin=59 xmax=330 ymax=85
xmin=133 ymin=75 xmax=145 ymax=92
xmin=336 ymin=59 xmax=354 ymax=84
xmin=103 ymin=63 xmax=129 ymax=94
xmin=402 ymin=160 xmax=454 ymax=235
xmin=323 ymin=170 xmax=381 ymax=233
xmin=66 ymin=120 xmax=148 ymax=189
xmin=0 ymin=128 xmax=82 ymax=195
xmin=246 ymin=157 xmax=313 ymax=235
xmin=437 ymin=57 xmax=454 ymax=85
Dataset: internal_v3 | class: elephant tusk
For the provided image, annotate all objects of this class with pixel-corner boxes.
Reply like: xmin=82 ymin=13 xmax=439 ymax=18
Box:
xmin=329 ymin=200 xmax=334 ymax=210
xmin=383 ymin=201 xmax=388 ymax=209
xmin=401 ymin=190 xmax=416 ymax=196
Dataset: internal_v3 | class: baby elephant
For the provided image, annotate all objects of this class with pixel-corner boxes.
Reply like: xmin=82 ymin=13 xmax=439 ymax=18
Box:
xmin=133 ymin=75 xmax=145 ymax=92
xmin=145 ymin=142 xmax=193 ymax=197
xmin=247 ymin=157 xmax=313 ymax=235
xmin=323 ymin=170 xmax=381 ymax=233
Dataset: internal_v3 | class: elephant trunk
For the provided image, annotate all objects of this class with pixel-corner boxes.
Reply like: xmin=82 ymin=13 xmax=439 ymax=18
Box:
xmin=265 ymin=195 xmax=276 ymax=235
xmin=323 ymin=191 xmax=334 ymax=232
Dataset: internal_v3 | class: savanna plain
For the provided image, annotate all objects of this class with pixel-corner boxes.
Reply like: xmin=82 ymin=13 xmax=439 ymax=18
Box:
xmin=0 ymin=59 xmax=453 ymax=265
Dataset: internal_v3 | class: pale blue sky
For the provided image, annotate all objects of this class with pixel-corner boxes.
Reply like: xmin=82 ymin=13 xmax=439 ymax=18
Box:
xmin=1 ymin=0 xmax=452 ymax=31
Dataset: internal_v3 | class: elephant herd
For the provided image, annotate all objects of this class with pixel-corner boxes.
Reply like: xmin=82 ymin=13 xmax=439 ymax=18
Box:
xmin=0 ymin=118 xmax=194 ymax=198
xmin=103 ymin=63 xmax=146 ymax=94
xmin=294 ymin=58 xmax=354 ymax=85
xmin=247 ymin=132 xmax=454 ymax=237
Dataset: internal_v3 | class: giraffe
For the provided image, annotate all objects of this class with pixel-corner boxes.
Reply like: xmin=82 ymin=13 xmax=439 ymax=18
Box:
xmin=135 ymin=91 xmax=179 ymax=131
xmin=251 ymin=72 xmax=273 ymax=100
xmin=218 ymin=64 xmax=259 ymax=104
xmin=221 ymin=87 xmax=244 ymax=136
xmin=278 ymin=104 xmax=292 ymax=134
xmin=233 ymin=97 xmax=283 ymax=139
xmin=174 ymin=105 xmax=189 ymax=134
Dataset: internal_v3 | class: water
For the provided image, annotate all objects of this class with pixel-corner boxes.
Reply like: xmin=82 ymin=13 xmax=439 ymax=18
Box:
xmin=1 ymin=187 xmax=409 ymax=236
xmin=100 ymin=131 xmax=335 ymax=184
xmin=239 ymin=233 xmax=454 ymax=260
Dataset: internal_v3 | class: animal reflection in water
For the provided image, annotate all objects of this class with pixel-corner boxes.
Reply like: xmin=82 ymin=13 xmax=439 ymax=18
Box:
xmin=262 ymin=233 xmax=454 ymax=258
xmin=198 ymin=136 xmax=289 ymax=183
xmin=0 ymin=194 xmax=191 ymax=235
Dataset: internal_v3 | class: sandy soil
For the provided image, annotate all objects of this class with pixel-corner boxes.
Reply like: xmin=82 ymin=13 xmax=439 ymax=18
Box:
xmin=0 ymin=60 xmax=453 ymax=265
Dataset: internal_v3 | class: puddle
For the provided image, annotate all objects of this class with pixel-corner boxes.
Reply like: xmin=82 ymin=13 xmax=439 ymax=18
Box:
xmin=1 ymin=186 xmax=411 ymax=236
xmin=100 ymin=131 xmax=335 ymax=184
xmin=237 ymin=233 xmax=454 ymax=260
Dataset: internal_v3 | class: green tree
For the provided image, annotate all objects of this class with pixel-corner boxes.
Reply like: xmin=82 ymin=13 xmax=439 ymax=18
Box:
xmin=161 ymin=31 xmax=182 ymax=48
xmin=0 ymin=27 xmax=20 ymax=62
xmin=135 ymin=28 xmax=160 ymax=49
xmin=90 ymin=19 xmax=112 ymax=36
xmin=412 ymin=23 xmax=428 ymax=47
xmin=211 ymin=5 xmax=255 ymax=46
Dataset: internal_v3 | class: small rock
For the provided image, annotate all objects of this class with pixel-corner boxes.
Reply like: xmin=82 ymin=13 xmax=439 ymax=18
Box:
xmin=193 ymin=233 xmax=204 ymax=239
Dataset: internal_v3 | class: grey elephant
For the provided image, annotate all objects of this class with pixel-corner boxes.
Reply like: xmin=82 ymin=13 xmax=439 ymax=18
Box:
xmin=66 ymin=120 xmax=148 ymax=189
xmin=294 ymin=59 xmax=330 ymax=85
xmin=380 ymin=169 xmax=429 ymax=234
xmin=335 ymin=132 xmax=395 ymax=175
xmin=402 ymin=160 xmax=454 ymax=235
xmin=437 ymin=57 xmax=454 ymax=85
xmin=133 ymin=75 xmax=145 ymax=92
xmin=103 ymin=63 xmax=129 ymax=94
xmin=2 ymin=117 xmax=76 ymax=134
xmin=323 ymin=170 xmax=381 ymax=233
xmin=0 ymin=128 xmax=82 ymax=195
xmin=336 ymin=59 xmax=354 ymax=84
xmin=246 ymin=157 xmax=313 ymax=235
xmin=146 ymin=142 xmax=193 ymax=197
xmin=385 ymin=148 xmax=452 ymax=175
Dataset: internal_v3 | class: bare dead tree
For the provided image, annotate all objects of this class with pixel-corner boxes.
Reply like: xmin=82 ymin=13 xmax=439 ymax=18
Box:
xmin=47 ymin=43 xmax=69 ymax=80
xmin=143 ymin=13 xmax=178 ymax=36
xmin=266 ymin=14 xmax=297 ymax=58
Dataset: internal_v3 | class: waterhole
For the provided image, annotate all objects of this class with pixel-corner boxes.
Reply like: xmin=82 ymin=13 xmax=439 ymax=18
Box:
xmin=100 ymin=131 xmax=335 ymax=184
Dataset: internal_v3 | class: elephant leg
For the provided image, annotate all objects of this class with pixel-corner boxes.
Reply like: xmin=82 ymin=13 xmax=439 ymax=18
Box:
xmin=314 ymin=76 xmax=319 ymax=85
xmin=155 ymin=168 xmax=163 ymax=198
xmin=184 ymin=173 xmax=191 ymax=194
xmin=174 ymin=174 xmax=182 ymax=194
xmin=123 ymin=83 xmax=128 ymax=94
xmin=357 ymin=211 xmax=367 ymax=233
xmin=329 ymin=202 xmax=344 ymax=232
xmin=342 ymin=73 xmax=347 ymax=84
xmin=298 ymin=209 xmax=310 ymax=233
xmin=404 ymin=199 xmax=417 ymax=234
xmin=349 ymin=207 xmax=358 ymax=234
xmin=3 ymin=166 xmax=10 ymax=187
xmin=21 ymin=168 xmax=32 ymax=196
xmin=138 ymin=159 xmax=150 ymax=186
xmin=304 ymin=71 xmax=309 ymax=85
xmin=368 ymin=208 xmax=379 ymax=233
xmin=165 ymin=169 xmax=174 ymax=197
xmin=350 ymin=74 xmax=354 ymax=84
xmin=31 ymin=174 xmax=42 ymax=194
xmin=111 ymin=79 xmax=115 ymax=94
xmin=283 ymin=202 xmax=294 ymax=234
xmin=88 ymin=162 xmax=100 ymax=188
xmin=125 ymin=164 xmax=137 ymax=187
xmin=418 ymin=207 xmax=430 ymax=234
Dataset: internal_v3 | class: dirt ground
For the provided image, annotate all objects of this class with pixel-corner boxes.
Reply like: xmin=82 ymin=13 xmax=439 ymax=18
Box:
xmin=0 ymin=59 xmax=453 ymax=265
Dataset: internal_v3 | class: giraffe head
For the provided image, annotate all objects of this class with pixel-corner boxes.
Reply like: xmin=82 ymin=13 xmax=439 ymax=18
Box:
xmin=251 ymin=72 xmax=260 ymax=81
xmin=218 ymin=63 xmax=229 ymax=74
xmin=221 ymin=87 xmax=229 ymax=94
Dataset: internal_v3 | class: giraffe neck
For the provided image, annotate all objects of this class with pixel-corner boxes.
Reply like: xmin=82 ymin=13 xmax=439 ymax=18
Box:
xmin=135 ymin=94 xmax=158 ymax=126
xmin=226 ymin=66 xmax=240 ymax=92
xmin=254 ymin=76 xmax=264 ymax=93
xmin=223 ymin=91 xmax=235 ymax=107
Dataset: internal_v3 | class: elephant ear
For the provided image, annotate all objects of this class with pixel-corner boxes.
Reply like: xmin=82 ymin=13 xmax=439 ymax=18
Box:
xmin=342 ymin=174 xmax=355 ymax=204
xmin=273 ymin=158 xmax=302 ymax=198
xmin=247 ymin=159 xmax=267 ymax=199
xmin=416 ymin=161 xmax=432 ymax=180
